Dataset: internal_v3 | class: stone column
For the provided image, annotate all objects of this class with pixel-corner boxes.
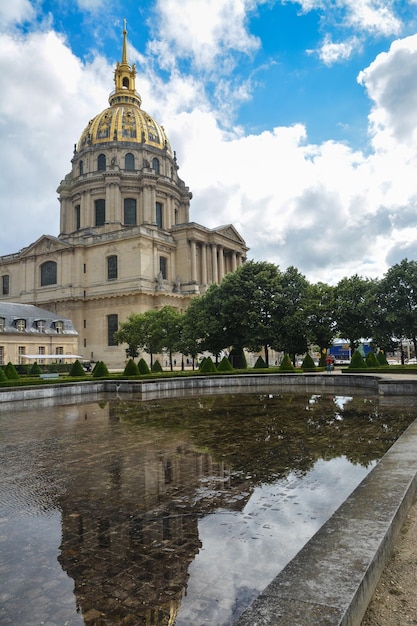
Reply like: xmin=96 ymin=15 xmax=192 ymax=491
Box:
xmin=190 ymin=240 xmax=197 ymax=282
xmin=201 ymin=244 xmax=208 ymax=285
xmin=218 ymin=246 xmax=225 ymax=282
xmin=212 ymin=244 xmax=218 ymax=283
xmin=232 ymin=251 xmax=237 ymax=272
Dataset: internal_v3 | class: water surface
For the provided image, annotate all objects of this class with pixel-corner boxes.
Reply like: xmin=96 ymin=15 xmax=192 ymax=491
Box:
xmin=1 ymin=391 xmax=416 ymax=625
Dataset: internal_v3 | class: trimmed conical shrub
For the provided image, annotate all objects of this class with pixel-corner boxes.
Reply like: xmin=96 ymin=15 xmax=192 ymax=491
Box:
xmin=253 ymin=356 xmax=267 ymax=369
xmin=365 ymin=351 xmax=379 ymax=367
xmin=348 ymin=350 xmax=367 ymax=369
xmin=138 ymin=358 xmax=151 ymax=374
xmin=279 ymin=354 xmax=295 ymax=372
xmin=30 ymin=361 xmax=42 ymax=375
xmin=217 ymin=356 xmax=233 ymax=372
xmin=199 ymin=356 xmax=217 ymax=373
xmin=151 ymin=359 xmax=163 ymax=372
xmin=69 ymin=360 xmax=86 ymax=377
xmin=228 ymin=348 xmax=247 ymax=369
xmin=301 ymin=353 xmax=316 ymax=370
xmin=0 ymin=368 xmax=8 ymax=382
xmin=4 ymin=362 xmax=19 ymax=380
xmin=123 ymin=359 xmax=139 ymax=376
xmin=92 ymin=361 xmax=109 ymax=377
xmin=377 ymin=351 xmax=389 ymax=366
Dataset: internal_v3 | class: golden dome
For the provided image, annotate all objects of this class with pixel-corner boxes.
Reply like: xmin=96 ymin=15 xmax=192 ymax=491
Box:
xmin=77 ymin=104 xmax=172 ymax=154
xmin=77 ymin=22 xmax=172 ymax=155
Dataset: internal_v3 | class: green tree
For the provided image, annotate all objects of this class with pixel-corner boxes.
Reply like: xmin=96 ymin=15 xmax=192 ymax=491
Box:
xmin=114 ymin=313 xmax=145 ymax=359
xmin=214 ymin=261 xmax=284 ymax=366
xmin=272 ymin=266 xmax=309 ymax=364
xmin=378 ymin=259 xmax=417 ymax=357
xmin=305 ymin=282 xmax=336 ymax=354
xmin=157 ymin=306 xmax=184 ymax=370
xmin=333 ymin=275 xmax=376 ymax=352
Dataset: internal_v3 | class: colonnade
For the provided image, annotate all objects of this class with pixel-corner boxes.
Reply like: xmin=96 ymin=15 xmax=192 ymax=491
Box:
xmin=189 ymin=240 xmax=244 ymax=285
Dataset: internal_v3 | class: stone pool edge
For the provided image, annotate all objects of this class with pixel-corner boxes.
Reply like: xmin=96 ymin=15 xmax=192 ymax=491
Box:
xmin=1 ymin=371 xmax=417 ymax=404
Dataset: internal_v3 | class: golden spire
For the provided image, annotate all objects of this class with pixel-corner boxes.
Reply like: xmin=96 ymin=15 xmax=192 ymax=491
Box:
xmin=122 ymin=18 xmax=128 ymax=66
xmin=109 ymin=20 xmax=141 ymax=107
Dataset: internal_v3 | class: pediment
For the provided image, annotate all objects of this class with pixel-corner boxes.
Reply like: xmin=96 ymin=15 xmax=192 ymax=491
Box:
xmin=20 ymin=235 xmax=73 ymax=258
xmin=212 ymin=224 xmax=247 ymax=246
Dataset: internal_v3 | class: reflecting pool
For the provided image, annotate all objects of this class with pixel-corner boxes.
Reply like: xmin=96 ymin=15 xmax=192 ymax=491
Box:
xmin=1 ymin=391 xmax=417 ymax=625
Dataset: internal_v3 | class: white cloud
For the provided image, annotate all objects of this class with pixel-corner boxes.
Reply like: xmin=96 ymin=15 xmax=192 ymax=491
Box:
xmin=153 ymin=0 xmax=261 ymax=71
xmin=316 ymin=35 xmax=360 ymax=65
xmin=343 ymin=0 xmax=402 ymax=36
xmin=0 ymin=30 xmax=111 ymax=254
xmin=358 ymin=34 xmax=417 ymax=147
xmin=285 ymin=0 xmax=402 ymax=36
xmin=0 ymin=0 xmax=35 ymax=27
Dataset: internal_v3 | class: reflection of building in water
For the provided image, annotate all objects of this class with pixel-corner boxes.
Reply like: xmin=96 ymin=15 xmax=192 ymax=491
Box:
xmin=56 ymin=401 xmax=252 ymax=624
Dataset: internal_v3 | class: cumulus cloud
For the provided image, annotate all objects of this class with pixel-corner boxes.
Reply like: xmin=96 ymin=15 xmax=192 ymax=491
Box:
xmin=358 ymin=34 xmax=417 ymax=146
xmin=0 ymin=30 xmax=111 ymax=253
xmin=287 ymin=0 xmax=402 ymax=36
xmin=154 ymin=0 xmax=261 ymax=71
xmin=0 ymin=0 xmax=35 ymax=27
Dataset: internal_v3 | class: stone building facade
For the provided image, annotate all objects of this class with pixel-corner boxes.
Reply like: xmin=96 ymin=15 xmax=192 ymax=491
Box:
xmin=0 ymin=26 xmax=247 ymax=368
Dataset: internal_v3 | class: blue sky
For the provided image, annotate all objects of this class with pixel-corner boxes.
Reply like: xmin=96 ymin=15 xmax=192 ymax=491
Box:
xmin=1 ymin=0 xmax=417 ymax=283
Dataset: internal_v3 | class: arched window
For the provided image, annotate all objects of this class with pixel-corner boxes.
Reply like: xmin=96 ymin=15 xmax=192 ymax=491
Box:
xmin=97 ymin=153 xmax=106 ymax=171
xmin=124 ymin=198 xmax=136 ymax=225
xmin=40 ymin=261 xmax=57 ymax=286
xmin=125 ymin=153 xmax=135 ymax=170
xmin=95 ymin=199 xmax=105 ymax=226
xmin=79 ymin=160 xmax=84 ymax=176
xmin=152 ymin=157 xmax=160 ymax=174
xmin=107 ymin=255 xmax=118 ymax=280
xmin=122 ymin=77 xmax=129 ymax=89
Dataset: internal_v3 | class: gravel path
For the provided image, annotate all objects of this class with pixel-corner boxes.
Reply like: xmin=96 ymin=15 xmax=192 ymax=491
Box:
xmin=361 ymin=494 xmax=417 ymax=625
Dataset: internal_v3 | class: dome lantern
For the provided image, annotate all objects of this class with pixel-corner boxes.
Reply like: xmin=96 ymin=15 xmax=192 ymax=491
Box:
xmin=76 ymin=21 xmax=172 ymax=154
xmin=109 ymin=19 xmax=142 ymax=108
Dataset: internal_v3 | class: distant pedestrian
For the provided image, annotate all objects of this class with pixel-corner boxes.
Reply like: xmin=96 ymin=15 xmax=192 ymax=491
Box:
xmin=325 ymin=355 xmax=333 ymax=373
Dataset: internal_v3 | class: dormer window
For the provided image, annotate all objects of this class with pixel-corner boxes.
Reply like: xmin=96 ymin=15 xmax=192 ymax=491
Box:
xmin=55 ymin=321 xmax=63 ymax=334
xmin=16 ymin=319 xmax=26 ymax=332
xmin=36 ymin=320 xmax=46 ymax=333
xmin=0 ymin=318 xmax=5 ymax=332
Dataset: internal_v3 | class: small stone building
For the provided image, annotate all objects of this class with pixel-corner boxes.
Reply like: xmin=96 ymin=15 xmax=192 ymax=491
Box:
xmin=0 ymin=302 xmax=79 ymax=366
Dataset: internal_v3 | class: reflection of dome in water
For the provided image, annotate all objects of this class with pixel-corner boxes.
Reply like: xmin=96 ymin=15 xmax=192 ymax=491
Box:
xmin=77 ymin=22 xmax=172 ymax=155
